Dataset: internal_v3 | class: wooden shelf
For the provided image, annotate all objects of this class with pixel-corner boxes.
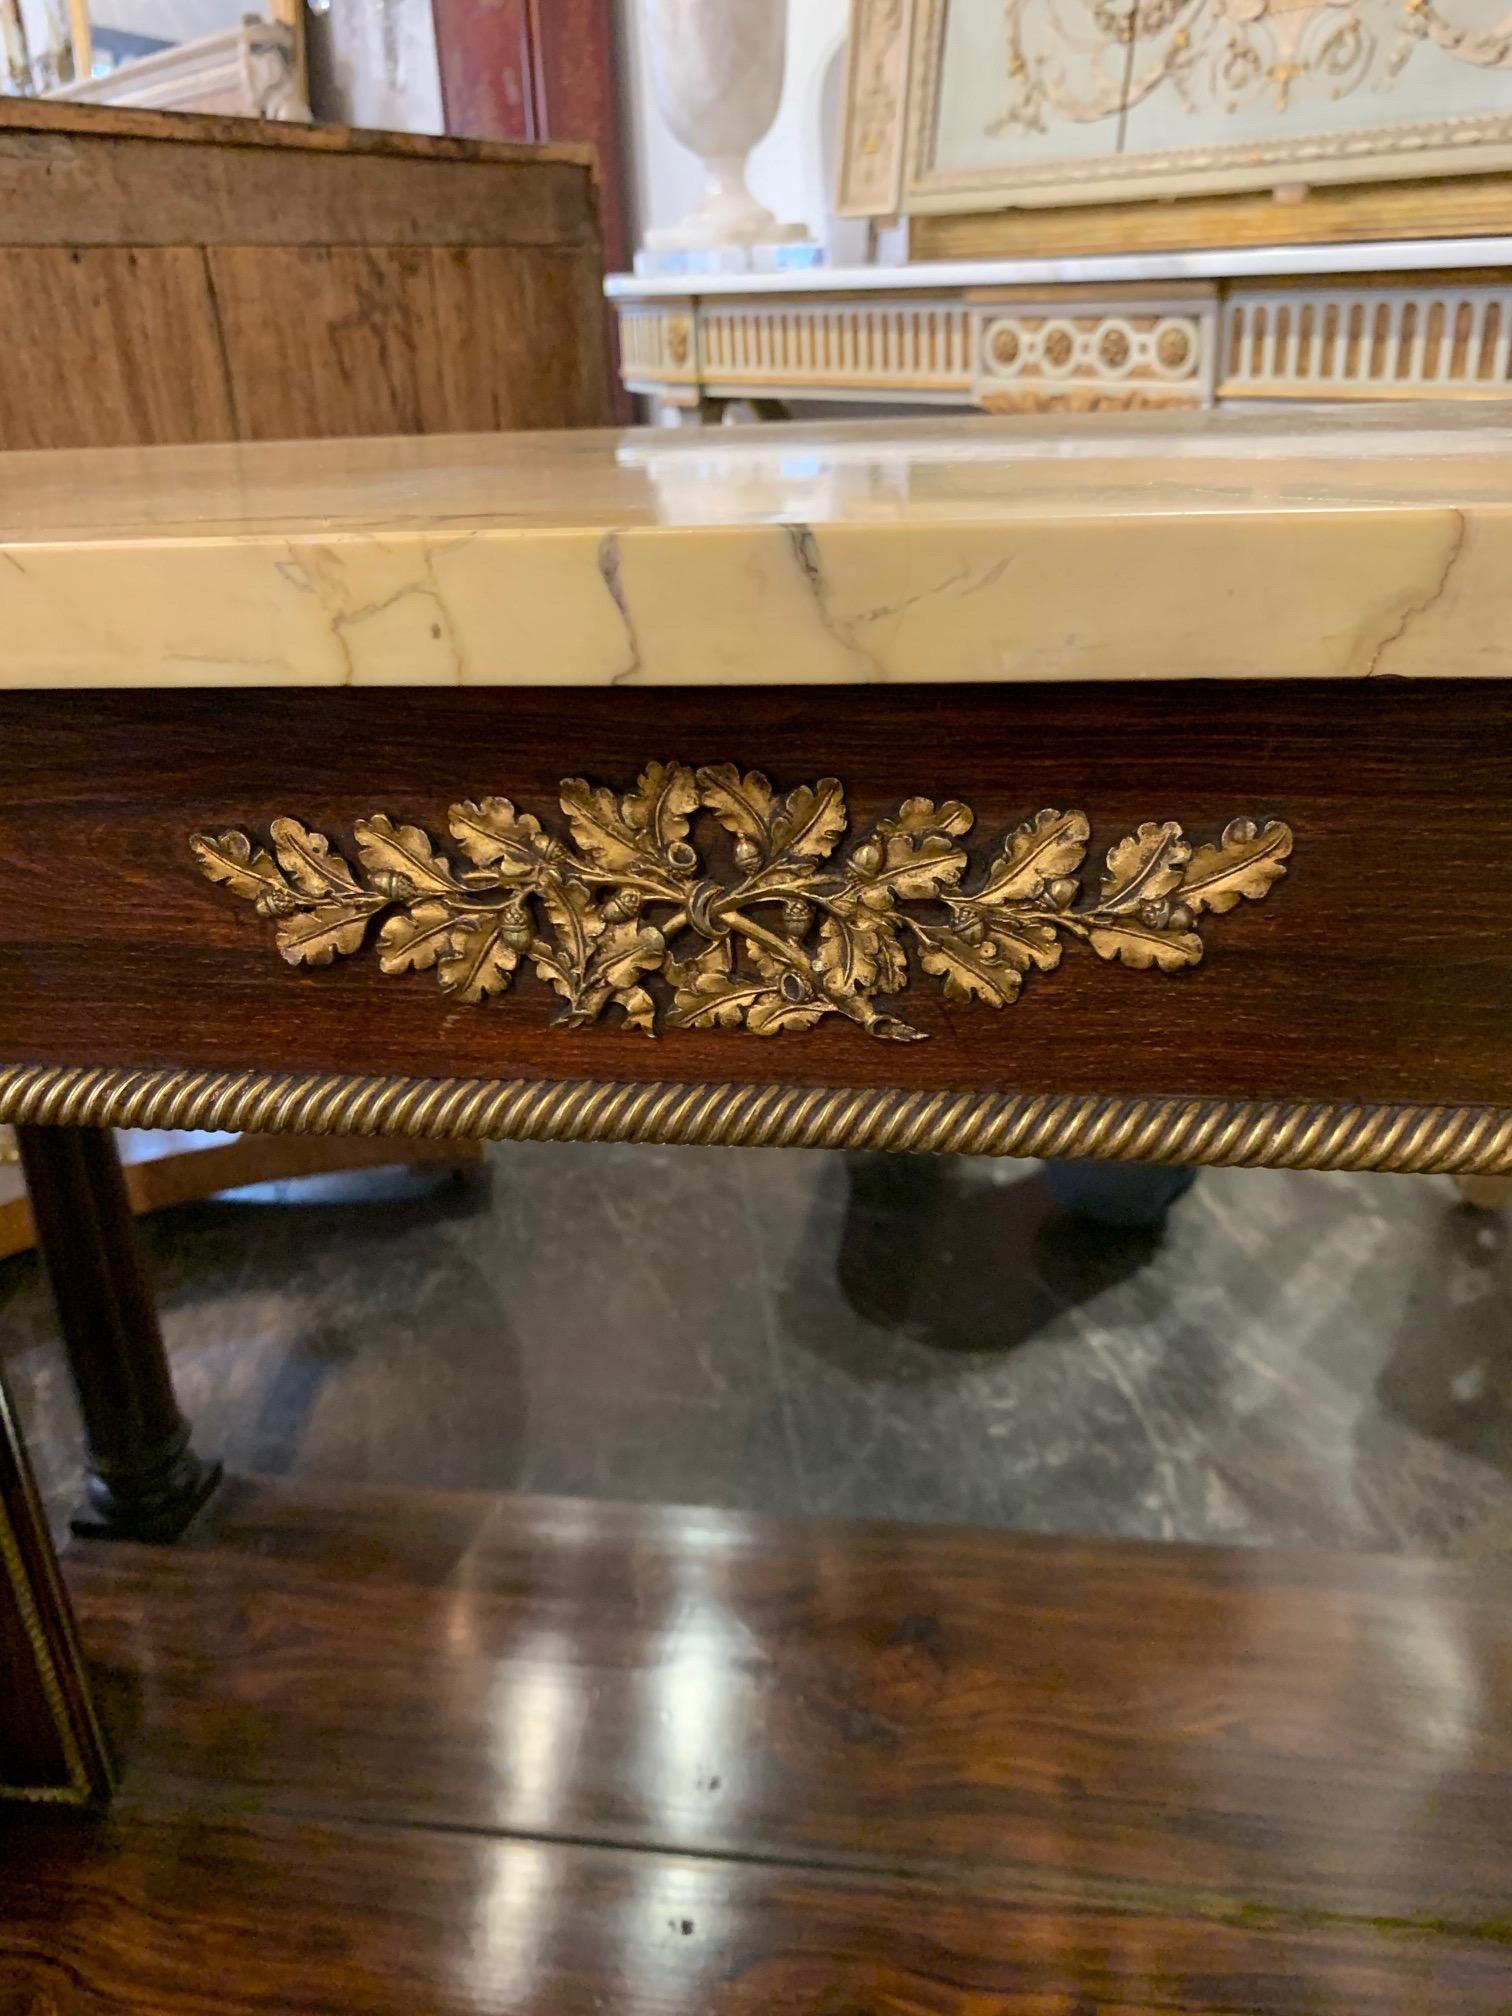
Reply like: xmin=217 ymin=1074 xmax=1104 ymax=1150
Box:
xmin=5 ymin=1477 xmax=1508 ymax=2010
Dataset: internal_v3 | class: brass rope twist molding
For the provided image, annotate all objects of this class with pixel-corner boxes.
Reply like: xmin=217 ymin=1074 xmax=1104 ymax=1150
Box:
xmin=189 ymin=760 xmax=1294 ymax=1042
xmin=2 ymin=1067 xmax=1512 ymax=1174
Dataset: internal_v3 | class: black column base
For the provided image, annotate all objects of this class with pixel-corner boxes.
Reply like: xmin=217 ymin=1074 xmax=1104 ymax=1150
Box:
xmin=70 ymin=1424 xmax=223 ymax=1543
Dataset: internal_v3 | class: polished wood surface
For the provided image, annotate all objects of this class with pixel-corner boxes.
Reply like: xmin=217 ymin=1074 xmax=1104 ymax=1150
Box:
xmin=9 ymin=1811 xmax=1510 ymax=2014
xmin=69 ymin=1478 xmax=1512 ymax=1922
xmin=0 ymin=1368 xmax=112 ymax=1805
xmin=4 ymin=1477 xmax=1507 ymax=2008
xmin=2 ymin=682 xmax=1511 ymax=1108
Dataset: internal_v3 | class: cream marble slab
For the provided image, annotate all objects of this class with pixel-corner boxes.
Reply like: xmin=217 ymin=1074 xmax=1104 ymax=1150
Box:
xmin=604 ymin=238 xmax=1512 ymax=298
xmin=3 ymin=408 xmax=1512 ymax=690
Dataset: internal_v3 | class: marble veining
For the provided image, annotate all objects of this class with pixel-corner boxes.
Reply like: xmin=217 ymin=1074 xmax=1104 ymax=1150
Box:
xmin=3 ymin=409 xmax=1512 ymax=689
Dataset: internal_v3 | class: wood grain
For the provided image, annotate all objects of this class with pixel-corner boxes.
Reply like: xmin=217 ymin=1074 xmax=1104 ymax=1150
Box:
xmin=0 ymin=108 xmax=612 ymax=451
xmin=0 ymin=249 xmax=237 ymax=451
xmin=200 ymin=244 xmax=609 ymax=440
xmin=1 ymin=681 xmax=1510 ymax=1106
xmin=0 ymin=238 xmax=613 ymax=446
xmin=0 ymin=96 xmax=599 ymax=169
xmin=6 ymin=1475 xmax=1510 ymax=2000
xmin=56 ymin=1478 xmax=1512 ymax=1933
xmin=431 ymin=0 xmax=630 ymax=420
xmin=434 ymin=0 xmax=628 ymax=270
xmin=0 ymin=127 xmax=598 ymax=250
xmin=910 ymin=172 xmax=1512 ymax=260
xmin=5 ymin=1808 xmax=1509 ymax=2014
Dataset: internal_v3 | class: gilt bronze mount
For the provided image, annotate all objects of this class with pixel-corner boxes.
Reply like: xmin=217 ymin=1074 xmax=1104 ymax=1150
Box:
xmin=193 ymin=763 xmax=1292 ymax=1043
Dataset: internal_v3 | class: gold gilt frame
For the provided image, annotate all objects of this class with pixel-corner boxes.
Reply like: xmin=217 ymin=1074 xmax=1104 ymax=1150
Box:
xmin=0 ymin=1370 xmax=110 ymax=1806
xmin=839 ymin=0 xmax=1512 ymax=218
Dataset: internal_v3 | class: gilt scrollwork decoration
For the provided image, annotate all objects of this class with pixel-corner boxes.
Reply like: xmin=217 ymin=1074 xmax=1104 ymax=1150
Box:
xmin=987 ymin=0 xmax=1512 ymax=142
xmin=192 ymin=764 xmax=1292 ymax=1043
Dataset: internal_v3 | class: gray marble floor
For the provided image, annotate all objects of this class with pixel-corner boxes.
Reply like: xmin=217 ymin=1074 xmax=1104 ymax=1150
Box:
xmin=4 ymin=1145 xmax=1512 ymax=1558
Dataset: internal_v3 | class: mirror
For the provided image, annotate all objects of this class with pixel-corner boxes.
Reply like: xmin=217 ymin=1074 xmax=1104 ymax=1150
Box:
xmin=2 ymin=0 xmax=306 ymax=118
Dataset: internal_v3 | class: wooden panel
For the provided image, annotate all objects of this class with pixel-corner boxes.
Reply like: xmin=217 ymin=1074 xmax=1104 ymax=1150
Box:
xmin=200 ymin=244 xmax=609 ymax=440
xmin=0 ymin=1370 xmax=111 ymax=1805
xmin=432 ymin=0 xmax=626 ymax=256
xmin=5 ymin=1808 xmax=1509 ymax=2014
xmin=0 ymin=96 xmax=598 ymax=162
xmin=0 ymin=243 xmax=610 ymax=449
xmin=528 ymin=0 xmax=626 ymax=279
xmin=419 ymin=244 xmax=612 ymax=429
xmin=62 ymin=1476 xmax=1512 ymax=1929
xmin=431 ymin=0 xmax=630 ymax=418
xmin=911 ymin=173 xmax=1512 ymax=260
xmin=0 ymin=104 xmax=598 ymax=247
xmin=1 ymin=681 xmax=1510 ymax=1106
xmin=0 ymin=103 xmax=614 ymax=450
xmin=0 ymin=248 xmax=236 ymax=452
xmin=434 ymin=0 xmax=539 ymax=141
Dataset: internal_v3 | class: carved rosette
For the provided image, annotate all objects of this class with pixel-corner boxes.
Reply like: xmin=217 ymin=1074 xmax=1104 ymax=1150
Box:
xmin=192 ymin=765 xmax=1292 ymax=1043
xmin=976 ymin=311 xmax=1205 ymax=412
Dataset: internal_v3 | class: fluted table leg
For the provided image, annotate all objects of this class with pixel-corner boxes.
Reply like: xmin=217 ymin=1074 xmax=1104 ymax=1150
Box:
xmin=16 ymin=1125 xmax=221 ymax=1543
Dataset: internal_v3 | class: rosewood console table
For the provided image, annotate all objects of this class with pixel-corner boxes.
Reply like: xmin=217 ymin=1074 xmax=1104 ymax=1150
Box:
xmin=4 ymin=405 xmax=1512 ymax=1802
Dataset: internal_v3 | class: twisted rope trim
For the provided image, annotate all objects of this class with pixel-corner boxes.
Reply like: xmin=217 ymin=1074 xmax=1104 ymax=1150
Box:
xmin=2 ymin=1065 xmax=1511 ymax=1173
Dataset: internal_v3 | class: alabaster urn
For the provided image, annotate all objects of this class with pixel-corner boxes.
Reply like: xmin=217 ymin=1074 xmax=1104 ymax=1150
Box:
xmin=643 ymin=0 xmax=806 ymax=248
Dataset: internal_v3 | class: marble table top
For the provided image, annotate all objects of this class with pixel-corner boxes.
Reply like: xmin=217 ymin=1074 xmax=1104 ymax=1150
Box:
xmin=3 ymin=408 xmax=1510 ymax=689
xmin=604 ymin=238 xmax=1512 ymax=299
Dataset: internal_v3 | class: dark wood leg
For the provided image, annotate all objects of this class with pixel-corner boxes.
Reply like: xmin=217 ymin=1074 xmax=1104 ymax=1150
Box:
xmin=16 ymin=1125 xmax=221 ymax=1543
xmin=1 ymin=1361 xmax=112 ymax=1805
